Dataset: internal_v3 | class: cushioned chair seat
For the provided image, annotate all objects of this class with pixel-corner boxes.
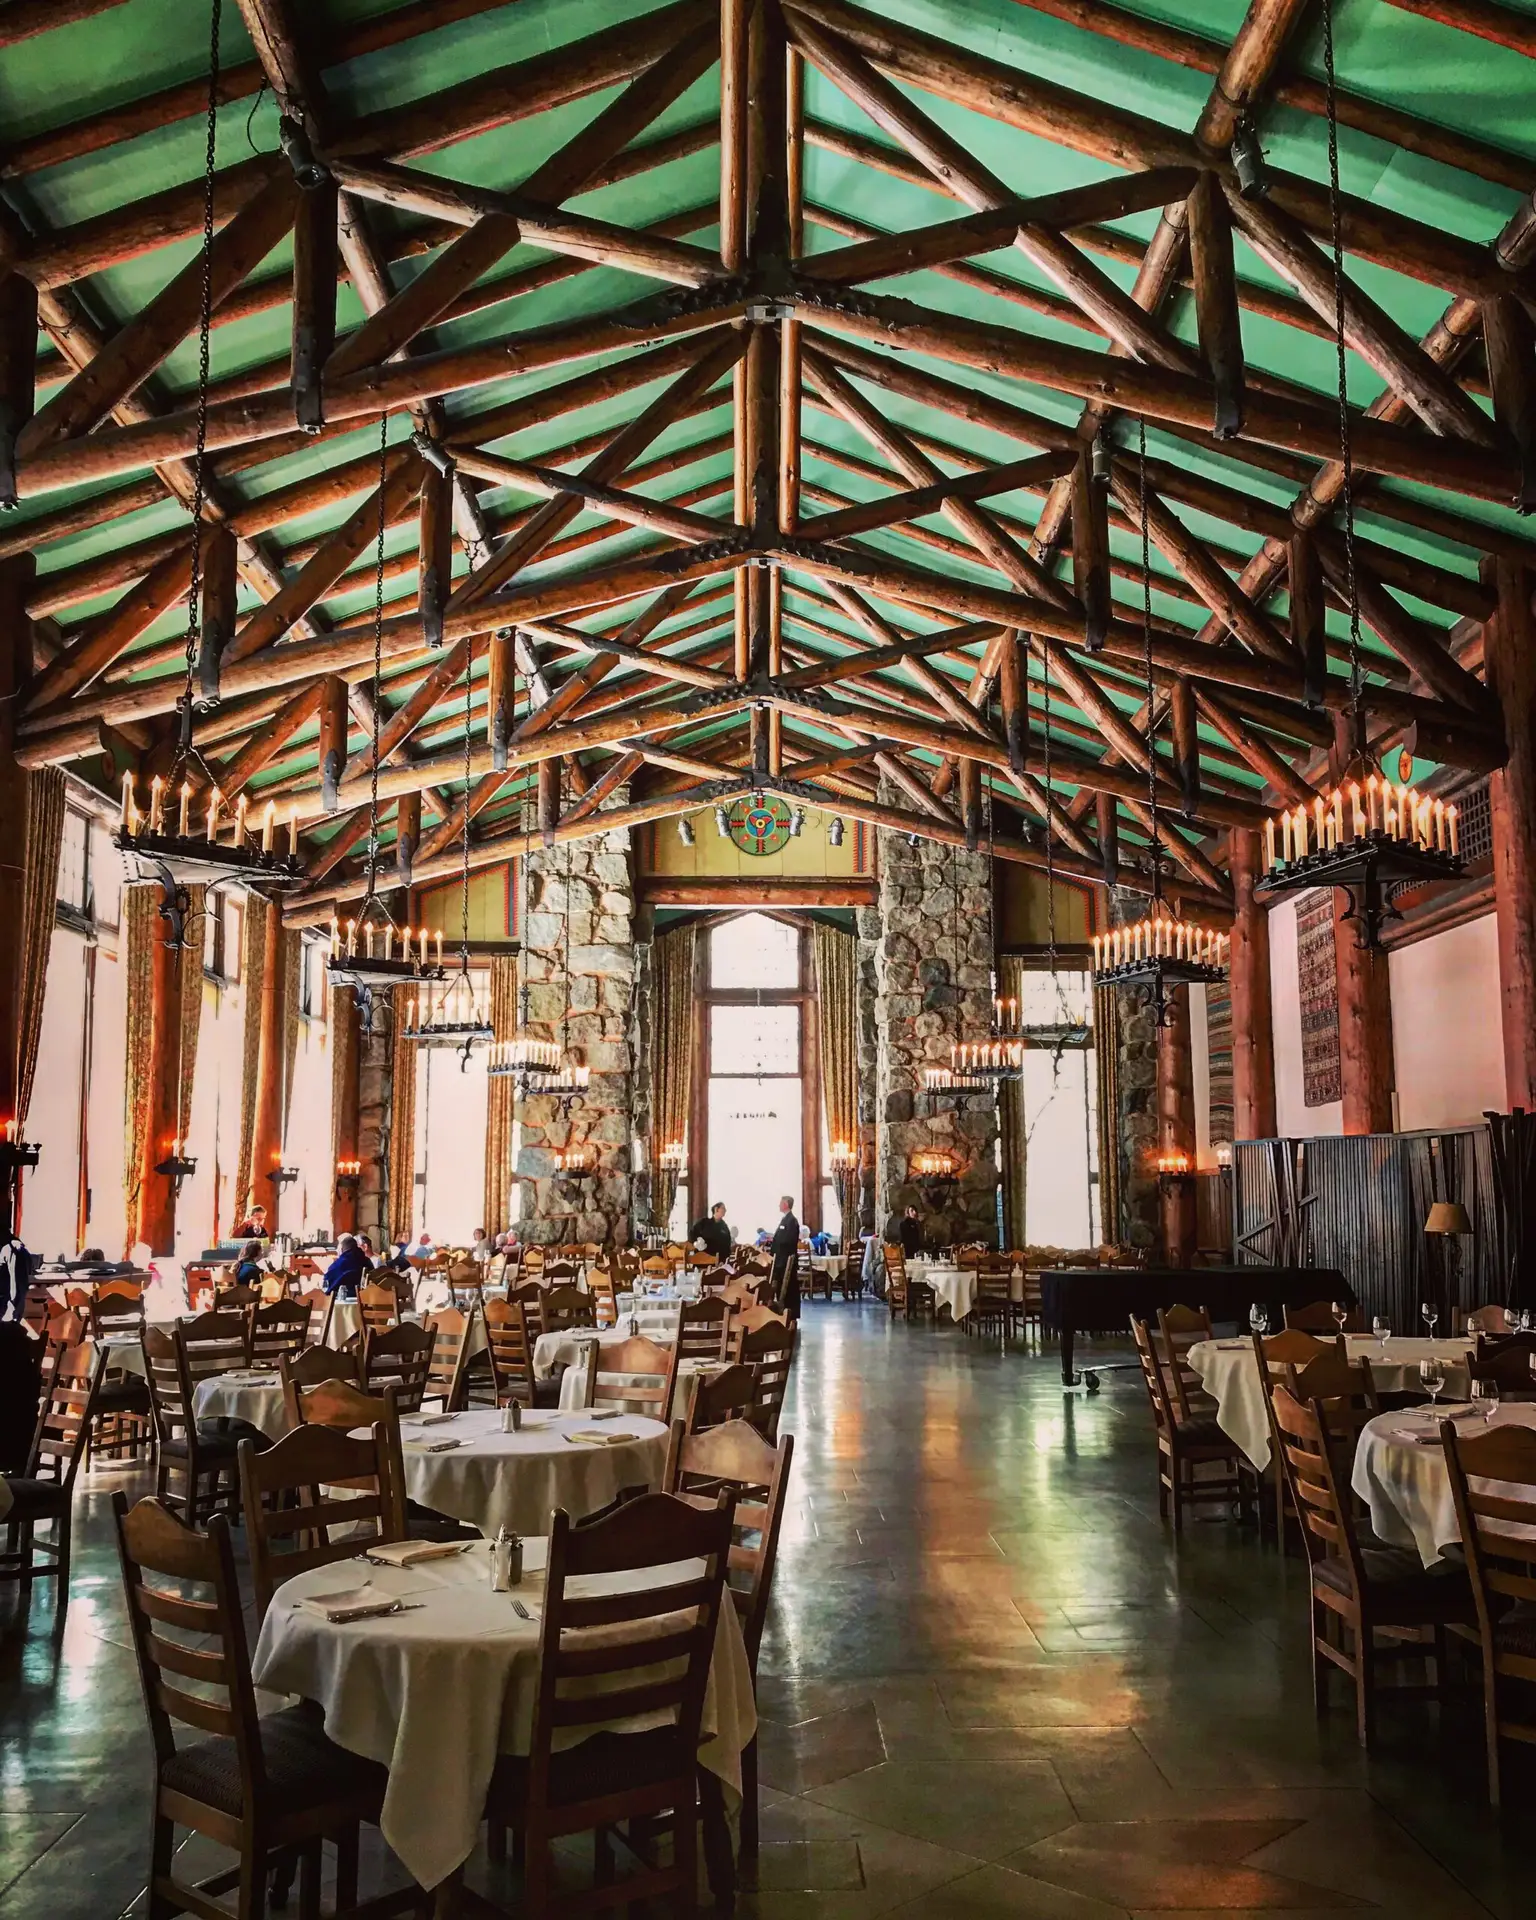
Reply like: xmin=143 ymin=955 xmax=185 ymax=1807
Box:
xmin=161 ymin=1705 xmax=386 ymax=1818
xmin=1169 ymin=1419 xmax=1233 ymax=1448
xmin=1314 ymin=1548 xmax=1470 ymax=1599
xmin=159 ymin=1428 xmax=243 ymax=1463
xmin=1493 ymin=1612 xmax=1536 ymax=1660
xmin=95 ymin=1378 xmax=151 ymax=1412
xmin=1 ymin=1477 xmax=67 ymax=1521
xmin=492 ymin=1726 xmax=688 ymax=1812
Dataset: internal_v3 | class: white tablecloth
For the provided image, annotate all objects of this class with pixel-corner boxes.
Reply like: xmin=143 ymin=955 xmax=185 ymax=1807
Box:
xmin=533 ymin=1326 xmax=645 ymax=1381
xmin=614 ymin=1297 xmax=684 ymax=1339
xmin=556 ymin=1354 xmax=726 ymax=1417
xmin=1351 ymin=1402 xmax=1536 ymax=1567
xmin=907 ymin=1263 xmax=1024 ymax=1323
xmin=396 ymin=1407 xmax=668 ymax=1537
xmin=1189 ymin=1334 xmax=1474 ymax=1471
xmin=193 ymin=1369 xmax=287 ymax=1438
xmin=251 ymin=1534 xmax=756 ymax=1891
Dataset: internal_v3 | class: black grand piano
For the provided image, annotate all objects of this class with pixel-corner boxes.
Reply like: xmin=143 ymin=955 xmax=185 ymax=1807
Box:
xmin=1040 ymin=1265 xmax=1354 ymax=1388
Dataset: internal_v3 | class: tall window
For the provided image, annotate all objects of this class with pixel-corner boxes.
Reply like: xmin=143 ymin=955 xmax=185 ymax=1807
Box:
xmin=56 ymin=809 xmax=90 ymax=921
xmin=1014 ymin=968 xmax=1100 ymax=1248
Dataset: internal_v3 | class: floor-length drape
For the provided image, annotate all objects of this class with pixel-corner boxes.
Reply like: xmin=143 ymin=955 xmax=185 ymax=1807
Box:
xmin=388 ymin=985 xmax=418 ymax=1245
xmin=330 ymin=985 xmax=354 ymax=1166
xmin=122 ymin=886 xmax=157 ymax=1254
xmin=1094 ymin=982 xmax=1122 ymax=1249
xmin=176 ymin=886 xmax=206 ymax=1155
xmin=998 ymin=956 xmax=1028 ymax=1248
xmin=814 ymin=925 xmax=858 ymax=1232
xmin=281 ymin=926 xmax=302 ymax=1136
xmin=650 ymin=925 xmax=694 ymax=1228
xmin=483 ymin=954 xmax=519 ymax=1236
xmin=16 ymin=768 xmax=65 ymax=1133
xmin=235 ymin=893 xmax=269 ymax=1222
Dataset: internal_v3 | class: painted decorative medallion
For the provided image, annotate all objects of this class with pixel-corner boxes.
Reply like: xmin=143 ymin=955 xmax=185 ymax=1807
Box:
xmin=726 ymin=795 xmax=793 ymax=856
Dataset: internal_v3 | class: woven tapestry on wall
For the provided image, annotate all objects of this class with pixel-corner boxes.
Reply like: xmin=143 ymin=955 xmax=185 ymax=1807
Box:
xmin=1296 ymin=891 xmax=1341 ymax=1107
xmin=1204 ymin=983 xmax=1234 ymax=1151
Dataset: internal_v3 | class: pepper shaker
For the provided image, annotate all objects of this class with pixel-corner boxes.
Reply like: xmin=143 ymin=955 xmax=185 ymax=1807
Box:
xmin=491 ymin=1527 xmax=514 ymax=1592
xmin=500 ymin=1399 xmax=522 ymax=1433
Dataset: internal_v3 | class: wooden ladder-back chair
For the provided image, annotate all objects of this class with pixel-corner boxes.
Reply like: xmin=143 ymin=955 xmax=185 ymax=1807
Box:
xmin=729 ymin=1301 xmax=788 ymax=1349
xmin=968 ymin=1260 xmax=1021 ymax=1342
xmin=675 ymin=1294 xmax=732 ymax=1364
xmin=506 ymin=1279 xmax=548 ymax=1340
xmin=359 ymin=1321 xmax=436 ymax=1415
xmin=738 ymin=1321 xmax=796 ymax=1440
xmin=683 ymin=1362 xmax=759 ymax=1436
xmin=112 ymin=1494 xmax=385 ymax=1920
xmin=238 ymin=1422 xmax=406 ymax=1622
xmin=1132 ymin=1317 xmax=1250 ymax=1531
xmin=576 ymin=1335 xmax=674 ymax=1420
xmin=357 ymin=1282 xmax=400 ymax=1335
xmin=86 ymin=1288 xmax=154 ymax=1461
xmin=1284 ymin=1350 xmax=1382 ymax=1445
xmin=179 ymin=1307 xmax=253 ymax=1377
xmin=1270 ymin=1384 xmax=1473 ymax=1748
xmin=1441 ymin=1422 xmax=1536 ymax=1805
xmin=1285 ymin=1299 xmax=1366 ymax=1334
xmin=542 ymin=1283 xmax=596 ymax=1335
xmin=883 ymin=1244 xmax=933 ymax=1322
xmin=422 ymin=1307 xmax=474 ymax=1411
xmin=1253 ymin=1327 xmax=1342 ymax=1538
xmin=1468 ymin=1339 xmax=1536 ymax=1393
xmin=483 ymin=1298 xmax=538 ymax=1408
xmin=295 ymin=1288 xmax=333 ymax=1348
xmin=485 ymin=1492 xmax=737 ymax=1919
xmin=587 ymin=1267 xmax=619 ymax=1329
xmin=663 ymin=1418 xmax=794 ymax=1864
xmin=141 ymin=1327 xmax=241 ymax=1526
xmin=278 ymin=1345 xmax=362 ymax=1428
xmin=250 ymin=1299 xmax=310 ymax=1369
xmin=0 ymin=1340 xmax=103 ymax=1630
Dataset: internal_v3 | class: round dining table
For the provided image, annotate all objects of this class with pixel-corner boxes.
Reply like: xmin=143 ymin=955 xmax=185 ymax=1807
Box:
xmin=1350 ymin=1401 xmax=1536 ymax=1567
xmin=393 ymin=1406 xmax=670 ymax=1538
xmin=192 ymin=1367 xmax=288 ymax=1438
xmin=907 ymin=1261 xmax=1023 ymax=1324
xmin=1188 ymin=1333 xmax=1474 ymax=1471
xmin=250 ymin=1534 xmax=756 ymax=1893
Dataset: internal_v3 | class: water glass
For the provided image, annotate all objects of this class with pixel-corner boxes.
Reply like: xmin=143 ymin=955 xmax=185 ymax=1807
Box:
xmin=1372 ymin=1316 xmax=1391 ymax=1351
xmin=1471 ymin=1379 xmax=1501 ymax=1424
xmin=1419 ymin=1357 xmax=1446 ymax=1410
xmin=1331 ymin=1300 xmax=1350 ymax=1335
xmin=1249 ymin=1303 xmax=1269 ymax=1337
xmin=1421 ymin=1300 xmax=1439 ymax=1339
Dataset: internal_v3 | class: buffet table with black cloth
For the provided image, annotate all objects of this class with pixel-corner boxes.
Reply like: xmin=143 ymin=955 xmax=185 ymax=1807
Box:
xmin=1040 ymin=1266 xmax=1354 ymax=1386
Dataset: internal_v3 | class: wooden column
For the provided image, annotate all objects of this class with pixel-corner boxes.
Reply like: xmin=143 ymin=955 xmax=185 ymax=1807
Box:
xmin=1228 ymin=829 xmax=1276 ymax=1138
xmin=136 ymin=920 xmax=180 ymax=1256
xmin=248 ymin=898 xmax=288 ymax=1229
xmin=0 ymin=555 xmax=34 ymax=1236
xmin=1485 ymin=559 xmax=1536 ymax=1109
xmin=1157 ymin=985 xmax=1197 ymax=1265
xmin=333 ymin=988 xmax=361 ymax=1238
xmin=1334 ymin=892 xmax=1394 ymax=1135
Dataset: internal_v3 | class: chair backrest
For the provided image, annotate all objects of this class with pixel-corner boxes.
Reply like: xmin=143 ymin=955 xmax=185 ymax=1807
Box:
xmin=290 ymin=1375 xmax=395 ymax=1432
xmin=1254 ymin=1326 xmax=1338 ymax=1374
xmin=739 ymin=1321 xmax=796 ymax=1438
xmin=278 ymin=1344 xmax=362 ymax=1428
xmin=27 ymin=1339 xmax=103 ymax=1490
xmin=1269 ymin=1383 xmax=1366 ymax=1595
xmin=541 ymin=1283 xmax=595 ymax=1333
xmin=730 ymin=1301 xmax=788 ymax=1347
xmin=505 ymin=1279 xmax=547 ymax=1338
xmin=587 ymin=1268 xmax=618 ymax=1329
xmin=1152 ymin=1306 xmax=1214 ymax=1423
xmin=1284 ymin=1298 xmax=1365 ymax=1334
xmin=217 ymin=1282 xmax=262 ymax=1310
xmin=640 ymin=1253 xmax=670 ymax=1278
xmin=97 ymin=1276 xmax=145 ymax=1302
xmin=1464 ymin=1303 xmax=1515 ymax=1335
xmin=113 ymin=1496 xmax=264 ymax=1798
xmin=358 ymin=1282 xmax=400 ymax=1334
xmin=526 ymin=1492 xmax=735 ymax=1814
xmin=483 ymin=1297 xmax=536 ymax=1406
xmin=1131 ymin=1316 xmax=1175 ymax=1436
xmin=614 ymin=1248 xmax=641 ymax=1278
xmin=684 ymin=1361 xmax=759 ymax=1435
xmin=89 ymin=1289 xmax=146 ymax=1339
xmin=1468 ymin=1336 xmax=1536 ymax=1391
xmin=664 ymin=1417 xmax=793 ymax=1672
xmin=177 ymin=1309 xmax=251 ymax=1379
xmin=360 ymin=1321 xmax=435 ymax=1413
xmin=422 ymin=1307 xmax=474 ymax=1409
xmin=521 ymin=1246 xmax=545 ymax=1273
xmin=249 ymin=1299 xmax=310 ymax=1367
xmin=295 ymin=1288 xmax=333 ymax=1346
xmin=1442 ymin=1422 xmax=1536 ymax=1652
xmin=580 ymin=1334 xmax=673 ymax=1417
xmin=238 ymin=1421 xmax=405 ymax=1621
xmin=141 ymin=1325 xmax=194 ymax=1450
xmin=1283 ymin=1350 xmax=1380 ymax=1442
xmin=675 ymin=1294 xmax=731 ymax=1362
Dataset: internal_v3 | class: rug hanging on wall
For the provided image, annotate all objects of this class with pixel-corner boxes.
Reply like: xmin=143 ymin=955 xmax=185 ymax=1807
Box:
xmin=1205 ymin=983 xmax=1234 ymax=1151
xmin=1296 ymin=891 xmax=1341 ymax=1108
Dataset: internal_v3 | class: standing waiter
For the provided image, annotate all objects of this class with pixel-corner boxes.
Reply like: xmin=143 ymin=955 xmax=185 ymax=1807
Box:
xmin=769 ymin=1194 xmax=801 ymax=1320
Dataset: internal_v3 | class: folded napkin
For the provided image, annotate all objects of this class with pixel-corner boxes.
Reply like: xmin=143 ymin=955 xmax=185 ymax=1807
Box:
xmin=402 ymin=1437 xmax=462 ymax=1453
xmin=409 ymin=1412 xmax=458 ymax=1428
xmin=364 ymin=1539 xmax=472 ymax=1568
xmin=564 ymin=1430 xmax=637 ymax=1447
xmin=225 ymin=1371 xmax=280 ymax=1384
xmin=294 ymin=1583 xmax=403 ymax=1623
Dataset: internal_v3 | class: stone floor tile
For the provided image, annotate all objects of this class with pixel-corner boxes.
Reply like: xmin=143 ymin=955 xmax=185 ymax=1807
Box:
xmin=806 ymin=1758 xmax=1079 ymax=1862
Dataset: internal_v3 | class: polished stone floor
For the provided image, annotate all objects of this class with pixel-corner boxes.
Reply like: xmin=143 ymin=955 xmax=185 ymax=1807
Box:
xmin=3 ymin=1303 xmax=1532 ymax=1918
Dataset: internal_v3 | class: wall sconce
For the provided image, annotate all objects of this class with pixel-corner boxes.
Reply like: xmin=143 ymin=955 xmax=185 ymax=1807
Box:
xmin=334 ymin=1159 xmax=362 ymax=1198
xmin=1155 ymin=1149 xmax=1194 ymax=1188
xmin=910 ymin=1147 xmax=959 ymax=1193
xmin=268 ymin=1165 xmax=300 ymax=1190
xmin=155 ymin=1147 xmax=198 ymax=1198
xmin=0 ymin=1119 xmax=41 ymax=1174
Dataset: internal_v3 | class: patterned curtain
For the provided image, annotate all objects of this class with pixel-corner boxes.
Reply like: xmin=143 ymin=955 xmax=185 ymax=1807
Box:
xmin=121 ymin=887 xmax=157 ymax=1254
xmin=16 ymin=768 xmax=65 ymax=1129
xmin=650 ymin=924 xmax=695 ymax=1227
xmin=997 ymin=955 xmax=1028 ymax=1248
xmin=1094 ymin=981 xmax=1122 ymax=1249
xmin=483 ymin=954 xmax=519 ymax=1235
xmin=813 ymin=925 xmax=858 ymax=1217
xmin=281 ymin=925 xmax=302 ymax=1134
xmin=387 ymin=984 xmax=418 ymax=1245
xmin=329 ymin=984 xmax=354 ymax=1166
xmin=176 ymin=885 xmax=206 ymax=1152
xmin=235 ymin=892 xmax=269 ymax=1220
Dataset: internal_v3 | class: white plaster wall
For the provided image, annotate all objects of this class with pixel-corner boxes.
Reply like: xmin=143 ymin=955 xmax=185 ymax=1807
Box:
xmin=1389 ymin=913 xmax=1505 ymax=1132
xmin=1189 ymin=981 xmax=1213 ymax=1169
xmin=1268 ymin=895 xmax=1342 ymax=1139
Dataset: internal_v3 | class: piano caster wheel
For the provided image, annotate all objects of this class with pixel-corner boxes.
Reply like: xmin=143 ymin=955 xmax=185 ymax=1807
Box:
xmin=1082 ymin=1370 xmax=1101 ymax=1393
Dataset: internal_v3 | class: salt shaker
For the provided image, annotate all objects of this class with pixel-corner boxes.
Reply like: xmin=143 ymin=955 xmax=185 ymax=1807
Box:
xmin=500 ymin=1400 xmax=522 ymax=1433
xmin=491 ymin=1527 xmax=514 ymax=1592
xmin=505 ymin=1532 xmax=523 ymax=1586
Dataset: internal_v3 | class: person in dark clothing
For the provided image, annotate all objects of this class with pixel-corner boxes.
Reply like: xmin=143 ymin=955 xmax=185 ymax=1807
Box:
xmin=234 ymin=1241 xmax=266 ymax=1290
xmin=891 ymin=1206 xmax=924 ymax=1260
xmin=233 ymin=1204 xmax=268 ymax=1238
xmin=769 ymin=1196 xmax=801 ymax=1320
xmin=688 ymin=1203 xmax=733 ymax=1261
xmin=323 ymin=1234 xmax=369 ymax=1298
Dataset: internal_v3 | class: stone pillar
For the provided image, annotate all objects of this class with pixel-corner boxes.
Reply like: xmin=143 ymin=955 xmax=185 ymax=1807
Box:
xmin=1333 ymin=891 xmax=1393 ymax=1135
xmin=1485 ymin=559 xmax=1536 ymax=1109
xmin=333 ymin=989 xmax=362 ymax=1237
xmin=1228 ymin=829 xmax=1276 ymax=1139
xmin=356 ymin=996 xmax=392 ymax=1244
xmin=249 ymin=898 xmax=287 ymax=1228
xmin=136 ymin=923 xmax=181 ymax=1256
xmin=855 ymin=909 xmax=880 ymax=1234
xmin=516 ymin=801 xmax=636 ymax=1245
xmin=0 ymin=557 xmax=33 ymax=1177
xmin=1157 ymin=985 xmax=1197 ymax=1266
xmin=873 ymin=823 xmax=1000 ymax=1245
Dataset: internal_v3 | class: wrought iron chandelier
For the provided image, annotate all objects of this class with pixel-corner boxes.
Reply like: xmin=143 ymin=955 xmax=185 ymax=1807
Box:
xmin=487 ymin=775 xmax=587 ymax=1110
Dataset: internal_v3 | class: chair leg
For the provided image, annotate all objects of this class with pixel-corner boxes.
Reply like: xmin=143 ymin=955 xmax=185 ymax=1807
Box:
xmin=739 ymin=1733 xmax=759 ymax=1863
xmin=297 ymin=1843 xmax=321 ymax=1920
xmin=333 ymin=1826 xmax=359 ymax=1913
xmin=1311 ymin=1598 xmax=1330 ymax=1716
xmin=147 ymin=1812 xmax=177 ymax=1920
xmin=1170 ymin=1456 xmax=1185 ymax=1533
xmin=673 ymin=1793 xmax=699 ymax=1920
xmin=1355 ymin=1619 xmax=1375 ymax=1749
xmin=50 ymin=1508 xmax=72 ymax=1636
xmin=237 ymin=1846 xmax=269 ymax=1920
xmin=1482 ymin=1657 xmax=1503 ymax=1808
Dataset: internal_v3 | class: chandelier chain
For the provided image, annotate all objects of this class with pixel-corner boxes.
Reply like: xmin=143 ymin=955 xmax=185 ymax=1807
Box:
xmin=180 ymin=0 xmax=222 ymax=757
xmin=364 ymin=412 xmax=388 ymax=912
xmin=1138 ymin=418 xmax=1161 ymax=909
xmin=1322 ymin=0 xmax=1364 ymax=719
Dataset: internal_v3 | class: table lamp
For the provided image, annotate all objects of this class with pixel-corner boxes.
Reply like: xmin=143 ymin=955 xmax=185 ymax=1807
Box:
xmin=1424 ymin=1200 xmax=1473 ymax=1321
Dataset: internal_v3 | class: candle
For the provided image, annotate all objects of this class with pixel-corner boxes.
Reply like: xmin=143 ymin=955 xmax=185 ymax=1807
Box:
xmin=1264 ymin=817 xmax=1276 ymax=870
xmin=346 ymin=918 xmax=356 ymax=958
xmin=206 ymin=789 xmax=220 ymax=842
xmin=1366 ymin=774 xmax=1379 ymax=832
xmin=120 ymin=771 xmax=134 ymax=830
xmin=384 ymin=924 xmax=394 ymax=961
xmin=235 ymin=793 xmax=248 ymax=847
xmin=364 ymin=923 xmax=374 ymax=960
xmin=1349 ymin=782 xmax=1364 ymax=838
xmin=1092 ymin=934 xmax=1102 ymax=969
xmin=261 ymin=799 xmax=275 ymax=854
xmin=403 ymin=926 xmax=412 ymax=963
xmin=1433 ymin=798 xmax=1446 ymax=851
xmin=1447 ymin=805 xmax=1459 ymax=856
xmin=330 ymin=916 xmax=339 ymax=961
xmin=1331 ymin=790 xmax=1343 ymax=846
xmin=178 ymin=779 xmax=191 ymax=838
xmin=1295 ymin=806 xmax=1308 ymax=858
xmin=287 ymin=807 xmax=298 ymax=857
xmin=1281 ymin=811 xmax=1293 ymax=864
xmin=1313 ymin=796 xmax=1325 ymax=850
xmin=435 ymin=931 xmax=443 ymax=967
xmin=148 ymin=775 xmax=164 ymax=834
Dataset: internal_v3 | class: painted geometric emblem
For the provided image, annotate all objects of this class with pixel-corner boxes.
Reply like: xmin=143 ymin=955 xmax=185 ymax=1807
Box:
xmin=727 ymin=795 xmax=792 ymax=856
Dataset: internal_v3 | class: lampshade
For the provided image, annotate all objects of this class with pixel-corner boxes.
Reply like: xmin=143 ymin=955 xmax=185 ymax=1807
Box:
xmin=1424 ymin=1201 xmax=1472 ymax=1236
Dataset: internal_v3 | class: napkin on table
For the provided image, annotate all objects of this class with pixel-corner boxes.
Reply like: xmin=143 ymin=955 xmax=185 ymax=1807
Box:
xmin=294 ymin=1584 xmax=402 ymax=1623
xmin=402 ymin=1437 xmax=462 ymax=1453
xmin=564 ymin=1430 xmax=637 ymax=1447
xmin=364 ymin=1539 xmax=472 ymax=1568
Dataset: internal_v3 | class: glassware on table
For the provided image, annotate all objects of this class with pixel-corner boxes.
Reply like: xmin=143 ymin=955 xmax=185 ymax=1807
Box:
xmin=1419 ymin=1357 xmax=1446 ymax=1412
xmin=1421 ymin=1300 xmax=1440 ymax=1339
xmin=1372 ymin=1316 xmax=1391 ymax=1351
xmin=1249 ymin=1303 xmax=1269 ymax=1337
xmin=1331 ymin=1300 xmax=1350 ymax=1335
xmin=1470 ymin=1379 xmax=1500 ymax=1424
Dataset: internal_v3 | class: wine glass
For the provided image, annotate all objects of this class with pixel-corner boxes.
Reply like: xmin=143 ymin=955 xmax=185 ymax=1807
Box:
xmin=1249 ymin=1303 xmax=1269 ymax=1338
xmin=1372 ymin=1315 xmax=1391 ymax=1352
xmin=1471 ymin=1379 xmax=1501 ymax=1424
xmin=1419 ymin=1356 xmax=1446 ymax=1414
xmin=1421 ymin=1300 xmax=1440 ymax=1340
xmin=1331 ymin=1300 xmax=1351 ymax=1337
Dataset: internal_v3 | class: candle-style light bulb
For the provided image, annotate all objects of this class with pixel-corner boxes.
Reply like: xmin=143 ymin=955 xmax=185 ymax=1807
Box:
xmin=435 ymin=931 xmax=443 ymax=967
xmin=330 ymin=915 xmax=340 ymax=960
xmin=261 ymin=799 xmax=275 ymax=854
xmin=287 ymin=807 xmax=299 ymax=858
xmin=120 ymin=771 xmax=135 ymax=831
xmin=234 ymin=793 xmax=248 ymax=847
xmin=148 ymin=775 xmax=165 ymax=834
xmin=178 ymin=779 xmax=191 ymax=838
xmin=346 ymin=918 xmax=356 ymax=958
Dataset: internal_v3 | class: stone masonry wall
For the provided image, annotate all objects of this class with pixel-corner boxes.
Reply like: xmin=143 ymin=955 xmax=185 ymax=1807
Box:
xmin=1109 ymin=884 xmax=1159 ymax=1251
xmin=874 ymin=821 xmax=1001 ymax=1245
xmin=515 ymin=803 xmax=637 ymax=1245
xmin=357 ymin=996 xmax=392 ymax=1244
